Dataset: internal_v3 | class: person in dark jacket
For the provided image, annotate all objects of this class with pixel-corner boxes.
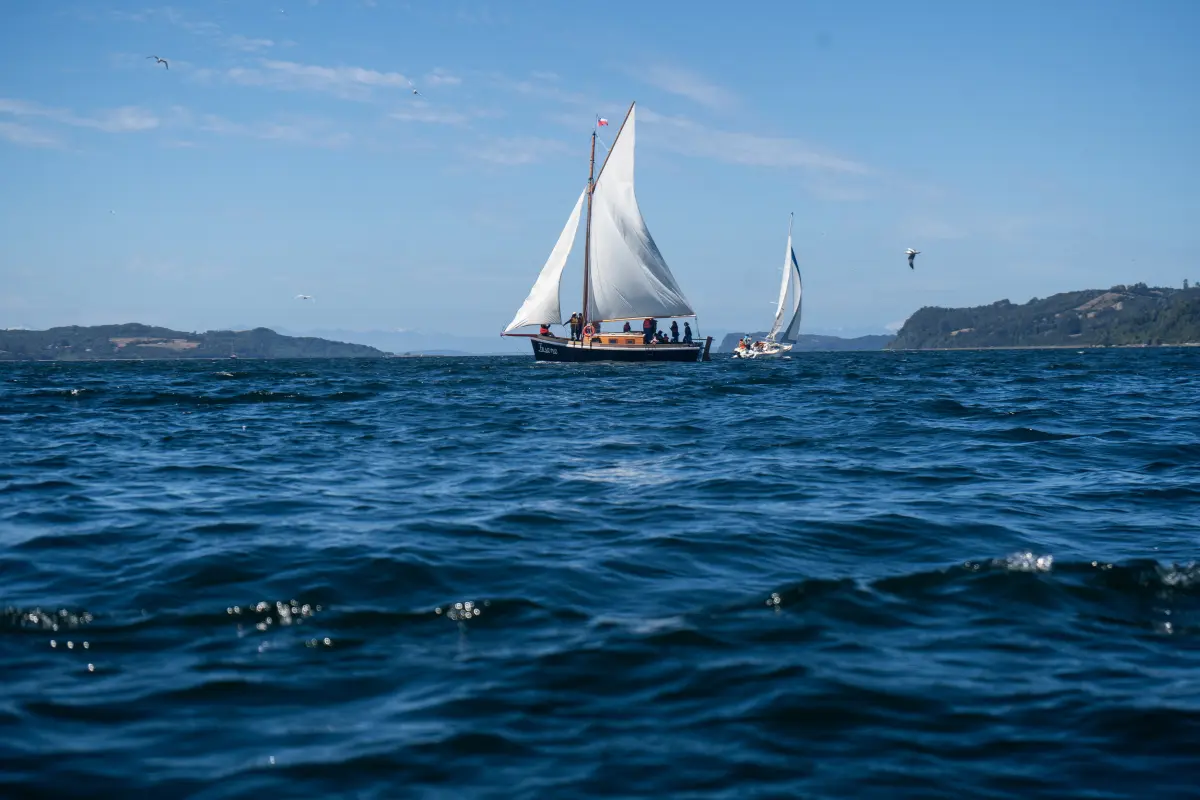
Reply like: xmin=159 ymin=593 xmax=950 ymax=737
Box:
xmin=670 ymin=320 xmax=679 ymax=342
xmin=623 ymin=321 xmax=632 ymax=332
xmin=682 ymin=322 xmax=693 ymax=344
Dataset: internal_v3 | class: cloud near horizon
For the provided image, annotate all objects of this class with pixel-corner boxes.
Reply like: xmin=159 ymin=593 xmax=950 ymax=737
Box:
xmin=638 ymin=109 xmax=870 ymax=175
xmin=225 ymin=60 xmax=416 ymax=100
xmin=635 ymin=65 xmax=737 ymax=111
xmin=0 ymin=98 xmax=159 ymax=135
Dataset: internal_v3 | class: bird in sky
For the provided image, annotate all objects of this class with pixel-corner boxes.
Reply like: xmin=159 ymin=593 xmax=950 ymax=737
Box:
xmin=295 ymin=294 xmax=315 ymax=301
xmin=147 ymin=55 xmax=168 ymax=70
xmin=906 ymin=248 xmax=920 ymax=269
xmin=407 ymin=79 xmax=422 ymax=96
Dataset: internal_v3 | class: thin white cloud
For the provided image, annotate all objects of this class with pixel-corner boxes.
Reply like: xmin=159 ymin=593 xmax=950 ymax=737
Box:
xmin=456 ymin=7 xmax=507 ymax=25
xmin=226 ymin=35 xmax=275 ymax=53
xmin=390 ymin=102 xmax=500 ymax=126
xmin=902 ymin=218 xmax=968 ymax=241
xmin=0 ymin=121 xmax=61 ymax=148
xmin=636 ymin=65 xmax=736 ymax=111
xmin=487 ymin=72 xmax=589 ymax=106
xmin=0 ymin=100 xmax=349 ymax=150
xmin=111 ymin=7 xmax=219 ymax=36
xmin=227 ymin=59 xmax=413 ymax=100
xmin=197 ymin=113 xmax=351 ymax=148
xmin=638 ymin=109 xmax=869 ymax=175
xmin=807 ymin=180 xmax=874 ymax=202
xmin=473 ymin=136 xmax=569 ymax=166
xmin=390 ymin=107 xmax=470 ymax=125
xmin=0 ymin=98 xmax=159 ymax=133
xmin=112 ymin=7 xmax=273 ymax=54
xmin=423 ymin=69 xmax=462 ymax=87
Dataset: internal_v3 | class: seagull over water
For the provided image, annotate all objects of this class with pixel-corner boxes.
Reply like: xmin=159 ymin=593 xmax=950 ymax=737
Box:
xmin=147 ymin=55 xmax=169 ymax=70
xmin=906 ymin=248 xmax=920 ymax=270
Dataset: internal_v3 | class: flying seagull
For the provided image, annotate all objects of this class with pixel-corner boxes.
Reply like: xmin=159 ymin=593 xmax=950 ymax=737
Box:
xmin=295 ymin=294 xmax=314 ymax=301
xmin=906 ymin=248 xmax=920 ymax=269
xmin=147 ymin=55 xmax=169 ymax=70
xmin=407 ymin=79 xmax=422 ymax=97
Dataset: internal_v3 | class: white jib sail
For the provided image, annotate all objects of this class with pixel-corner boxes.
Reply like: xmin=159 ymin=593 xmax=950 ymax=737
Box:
xmin=503 ymin=188 xmax=586 ymax=334
xmin=588 ymin=104 xmax=695 ymax=322
xmin=768 ymin=215 xmax=803 ymax=342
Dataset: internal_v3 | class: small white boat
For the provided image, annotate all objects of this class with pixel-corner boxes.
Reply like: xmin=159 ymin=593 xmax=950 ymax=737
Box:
xmin=732 ymin=214 xmax=803 ymax=359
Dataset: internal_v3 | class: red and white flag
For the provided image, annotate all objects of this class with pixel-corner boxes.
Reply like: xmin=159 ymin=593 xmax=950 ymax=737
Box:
xmin=597 ymin=118 xmax=609 ymax=126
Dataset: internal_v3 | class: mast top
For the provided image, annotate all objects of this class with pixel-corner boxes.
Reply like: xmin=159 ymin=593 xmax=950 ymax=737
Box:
xmin=591 ymin=101 xmax=635 ymax=189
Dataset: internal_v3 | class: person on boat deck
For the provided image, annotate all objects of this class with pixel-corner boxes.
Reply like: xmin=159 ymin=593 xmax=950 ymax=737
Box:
xmin=623 ymin=321 xmax=632 ymax=333
xmin=567 ymin=312 xmax=580 ymax=341
xmin=642 ymin=317 xmax=653 ymax=345
xmin=683 ymin=322 xmax=693 ymax=344
xmin=670 ymin=321 xmax=679 ymax=342
xmin=657 ymin=329 xmax=668 ymax=343
xmin=539 ymin=322 xmax=552 ymax=337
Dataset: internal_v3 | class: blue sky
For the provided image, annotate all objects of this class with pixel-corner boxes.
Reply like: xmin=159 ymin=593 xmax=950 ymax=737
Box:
xmin=1 ymin=0 xmax=1197 ymax=343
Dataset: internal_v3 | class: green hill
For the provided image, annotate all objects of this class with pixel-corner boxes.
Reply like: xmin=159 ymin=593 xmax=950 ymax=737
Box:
xmin=0 ymin=324 xmax=389 ymax=361
xmin=889 ymin=284 xmax=1200 ymax=350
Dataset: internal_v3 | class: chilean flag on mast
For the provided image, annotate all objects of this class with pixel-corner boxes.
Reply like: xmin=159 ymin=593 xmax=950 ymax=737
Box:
xmin=596 ymin=117 xmax=609 ymax=126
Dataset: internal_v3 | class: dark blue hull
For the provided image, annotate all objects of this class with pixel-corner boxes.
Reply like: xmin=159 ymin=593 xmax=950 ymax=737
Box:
xmin=531 ymin=336 xmax=705 ymax=363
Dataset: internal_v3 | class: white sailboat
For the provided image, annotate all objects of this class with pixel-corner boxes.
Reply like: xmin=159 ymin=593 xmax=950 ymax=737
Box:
xmin=501 ymin=102 xmax=712 ymax=363
xmin=733 ymin=213 xmax=803 ymax=359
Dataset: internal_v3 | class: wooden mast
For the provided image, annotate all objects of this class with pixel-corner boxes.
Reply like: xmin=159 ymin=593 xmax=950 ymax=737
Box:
xmin=581 ymin=131 xmax=596 ymax=329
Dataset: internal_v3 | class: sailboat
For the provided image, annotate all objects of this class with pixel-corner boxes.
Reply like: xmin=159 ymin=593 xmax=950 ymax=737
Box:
xmin=732 ymin=213 xmax=803 ymax=359
xmin=501 ymin=102 xmax=713 ymax=363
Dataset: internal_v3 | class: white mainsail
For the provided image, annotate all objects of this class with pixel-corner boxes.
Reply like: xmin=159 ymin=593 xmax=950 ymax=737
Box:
xmin=587 ymin=104 xmax=695 ymax=322
xmin=767 ymin=214 xmax=803 ymax=342
xmin=503 ymin=188 xmax=586 ymax=334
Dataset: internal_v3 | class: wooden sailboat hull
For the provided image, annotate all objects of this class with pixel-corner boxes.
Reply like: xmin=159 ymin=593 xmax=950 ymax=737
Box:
xmin=530 ymin=336 xmax=704 ymax=363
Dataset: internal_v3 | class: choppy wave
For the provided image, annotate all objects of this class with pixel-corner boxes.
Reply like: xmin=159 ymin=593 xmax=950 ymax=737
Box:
xmin=1 ymin=349 xmax=1199 ymax=798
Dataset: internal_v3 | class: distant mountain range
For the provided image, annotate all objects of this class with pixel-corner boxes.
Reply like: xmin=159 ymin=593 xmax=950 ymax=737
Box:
xmin=14 ymin=286 xmax=1188 ymax=362
xmin=889 ymin=284 xmax=1200 ymax=349
xmin=717 ymin=332 xmax=894 ymax=353
xmin=283 ymin=328 xmax=527 ymax=357
xmin=0 ymin=324 xmax=387 ymax=361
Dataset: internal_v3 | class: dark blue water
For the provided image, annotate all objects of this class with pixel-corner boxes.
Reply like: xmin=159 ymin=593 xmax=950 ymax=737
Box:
xmin=2 ymin=349 xmax=1199 ymax=798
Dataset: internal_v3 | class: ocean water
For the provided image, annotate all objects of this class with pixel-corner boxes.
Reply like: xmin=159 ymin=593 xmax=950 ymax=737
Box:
xmin=2 ymin=349 xmax=1199 ymax=799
